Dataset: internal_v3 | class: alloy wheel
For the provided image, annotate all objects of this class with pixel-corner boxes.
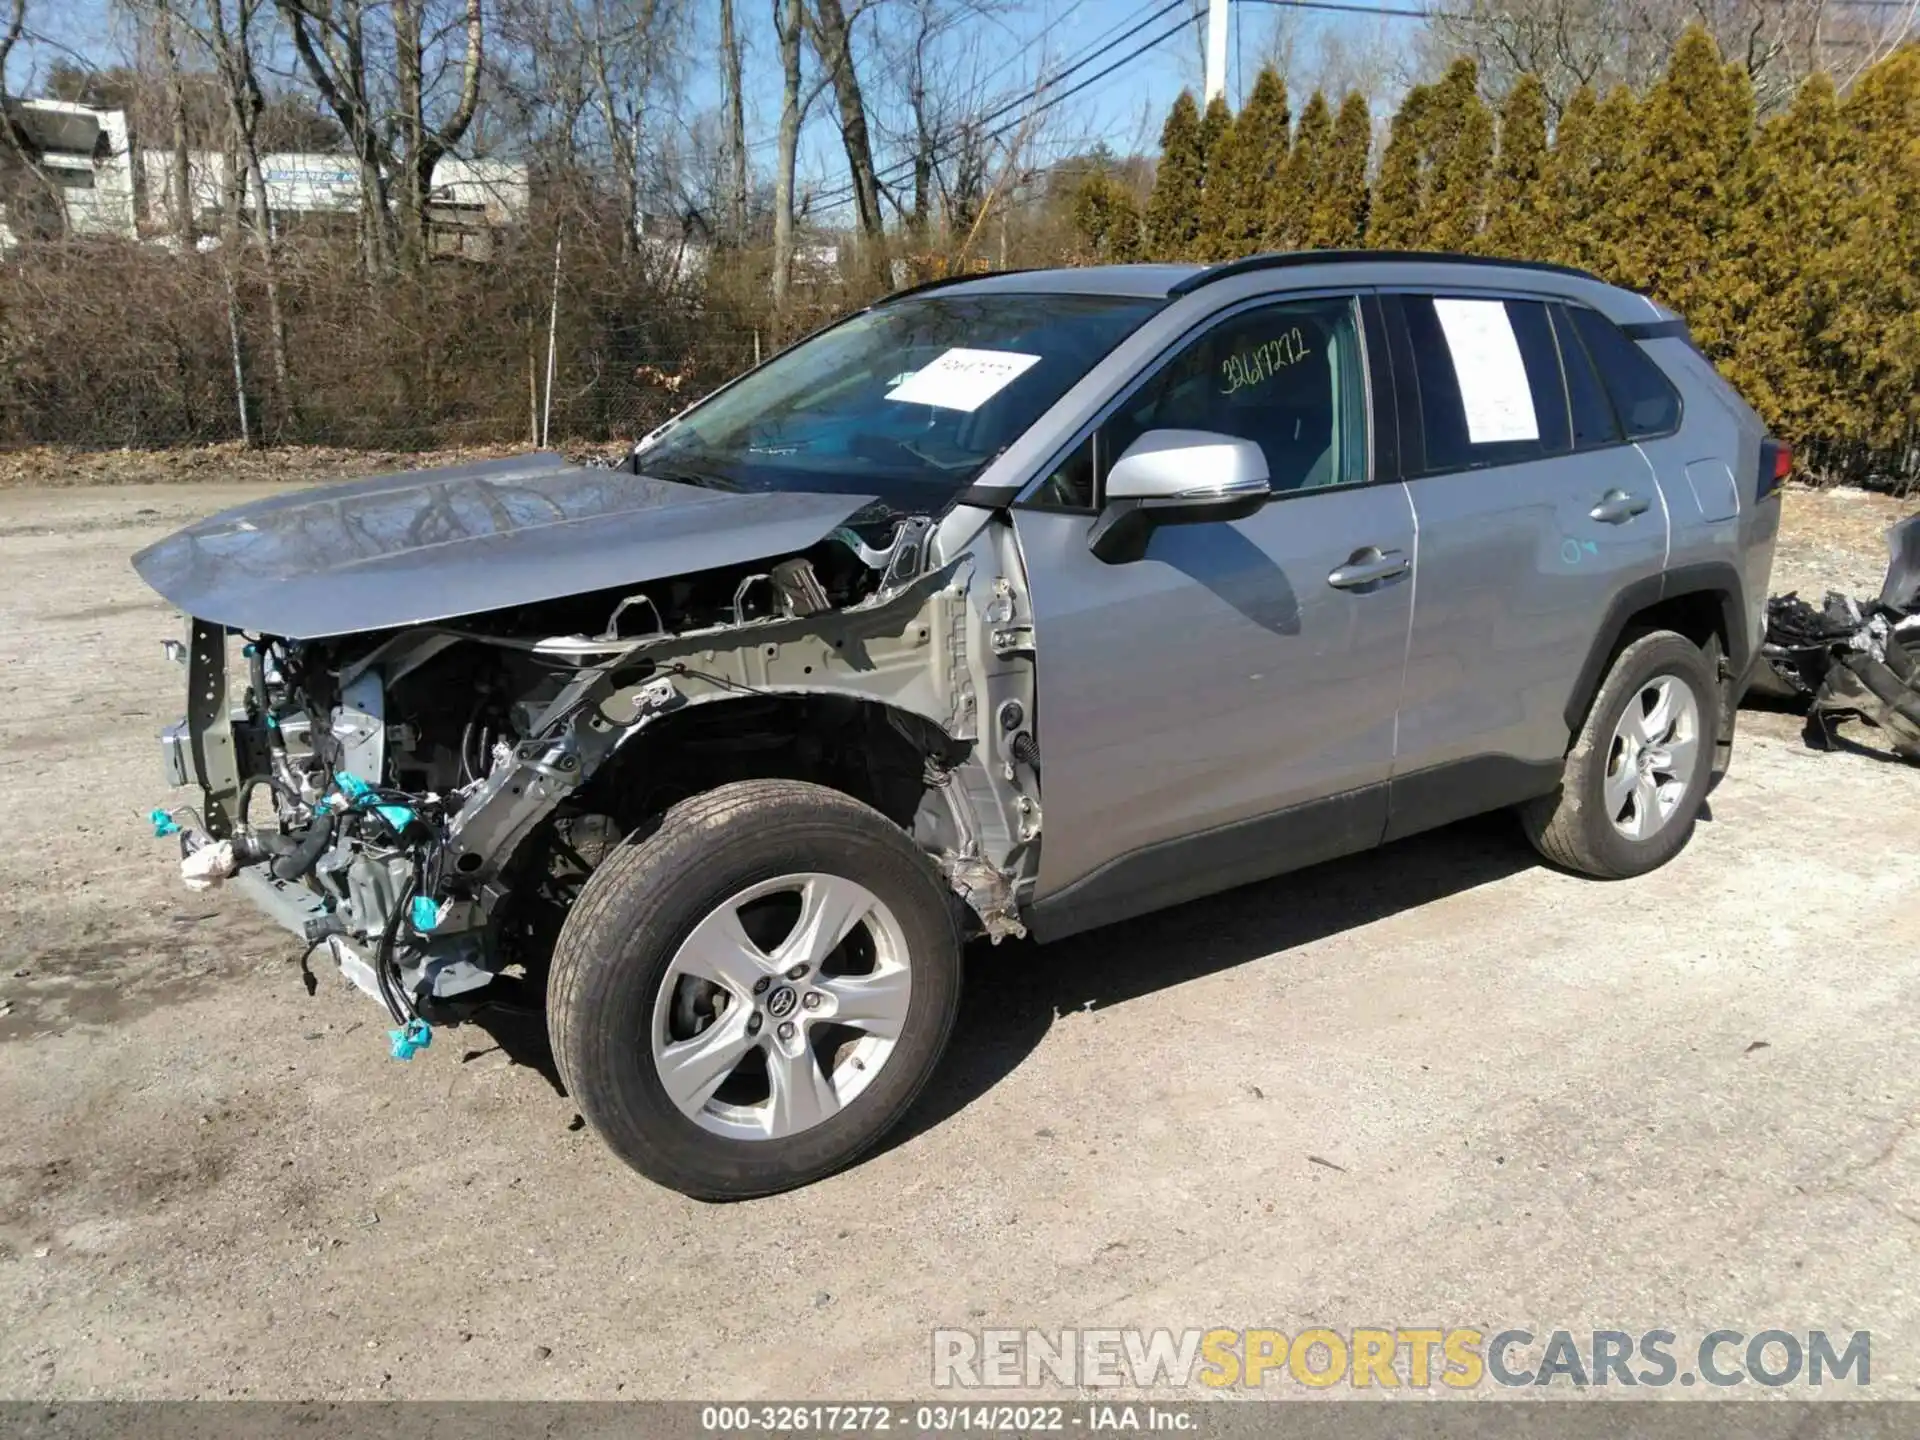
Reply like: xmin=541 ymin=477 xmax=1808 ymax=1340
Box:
xmin=1604 ymin=673 xmax=1702 ymax=841
xmin=650 ymin=872 xmax=912 ymax=1141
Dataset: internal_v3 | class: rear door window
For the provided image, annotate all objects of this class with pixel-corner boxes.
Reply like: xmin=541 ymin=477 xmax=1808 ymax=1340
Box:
xmin=1396 ymin=295 xmax=1571 ymax=475
xmin=1563 ymin=305 xmax=1682 ymax=439
xmin=1551 ymin=305 xmax=1624 ymax=449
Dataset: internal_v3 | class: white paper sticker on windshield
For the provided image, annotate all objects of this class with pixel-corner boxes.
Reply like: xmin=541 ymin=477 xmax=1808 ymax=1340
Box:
xmin=1433 ymin=298 xmax=1539 ymax=444
xmin=885 ymin=348 xmax=1042 ymax=411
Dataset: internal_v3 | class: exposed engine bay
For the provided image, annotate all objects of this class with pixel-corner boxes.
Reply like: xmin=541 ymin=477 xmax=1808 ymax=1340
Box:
xmin=144 ymin=457 xmax=1040 ymax=1033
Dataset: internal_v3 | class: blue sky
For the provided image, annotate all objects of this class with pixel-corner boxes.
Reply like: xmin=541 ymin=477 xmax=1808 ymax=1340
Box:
xmin=10 ymin=0 xmax=1427 ymax=215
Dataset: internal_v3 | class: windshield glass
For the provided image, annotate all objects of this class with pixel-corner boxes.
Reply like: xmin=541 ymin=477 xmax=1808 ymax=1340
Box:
xmin=634 ymin=292 xmax=1163 ymax=513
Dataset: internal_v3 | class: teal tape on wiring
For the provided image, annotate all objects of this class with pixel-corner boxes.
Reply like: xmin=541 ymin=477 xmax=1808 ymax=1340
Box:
xmin=334 ymin=771 xmax=415 ymax=831
xmin=388 ymin=1017 xmax=432 ymax=1061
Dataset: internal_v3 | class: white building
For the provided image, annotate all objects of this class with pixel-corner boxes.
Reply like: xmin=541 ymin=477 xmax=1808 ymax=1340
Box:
xmin=140 ymin=148 xmax=529 ymax=256
xmin=0 ymin=99 xmax=137 ymax=246
xmin=0 ymin=96 xmax=527 ymax=256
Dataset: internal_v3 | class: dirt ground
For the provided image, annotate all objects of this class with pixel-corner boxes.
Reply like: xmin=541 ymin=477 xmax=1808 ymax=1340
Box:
xmin=0 ymin=477 xmax=1916 ymax=1401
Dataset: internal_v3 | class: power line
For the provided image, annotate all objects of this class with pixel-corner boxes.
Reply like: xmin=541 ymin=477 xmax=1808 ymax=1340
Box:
xmin=806 ymin=0 xmax=1192 ymax=210
xmin=739 ymin=0 xmax=1174 ymax=159
xmin=1236 ymin=0 xmax=1451 ymax=18
xmin=805 ymin=0 xmax=1914 ymax=209
xmin=809 ymin=7 xmax=1200 ymax=212
xmin=1241 ymin=0 xmax=1917 ymax=15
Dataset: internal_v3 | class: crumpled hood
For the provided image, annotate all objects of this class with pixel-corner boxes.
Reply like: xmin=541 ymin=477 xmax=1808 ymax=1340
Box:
xmin=131 ymin=451 xmax=879 ymax=640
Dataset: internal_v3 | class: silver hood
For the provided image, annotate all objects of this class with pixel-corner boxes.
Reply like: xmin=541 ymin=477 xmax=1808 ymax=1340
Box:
xmin=131 ymin=451 xmax=880 ymax=640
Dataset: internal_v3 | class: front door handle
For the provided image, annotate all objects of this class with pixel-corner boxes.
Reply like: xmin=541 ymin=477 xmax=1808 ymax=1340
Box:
xmin=1327 ymin=547 xmax=1411 ymax=590
xmin=1589 ymin=488 xmax=1651 ymax=524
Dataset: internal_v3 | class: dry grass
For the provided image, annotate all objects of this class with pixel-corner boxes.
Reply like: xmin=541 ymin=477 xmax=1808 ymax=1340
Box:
xmin=1773 ymin=482 xmax=1915 ymax=599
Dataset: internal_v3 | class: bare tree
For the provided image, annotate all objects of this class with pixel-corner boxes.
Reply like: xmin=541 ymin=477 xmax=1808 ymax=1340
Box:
xmin=277 ymin=0 xmax=483 ymax=272
xmin=770 ymin=0 xmax=807 ymax=323
xmin=0 ymin=0 xmax=57 ymax=223
xmin=719 ymin=0 xmax=748 ymax=241
xmin=491 ymin=0 xmax=684 ymax=257
xmin=1424 ymin=0 xmax=1873 ymax=117
xmin=805 ymin=0 xmax=887 ymax=282
xmin=276 ymin=0 xmax=391 ymax=271
xmin=183 ymin=0 xmax=294 ymax=427
xmin=580 ymin=0 xmax=656 ymax=256
xmin=151 ymin=1 xmax=197 ymax=245
xmin=390 ymin=0 xmax=482 ymax=269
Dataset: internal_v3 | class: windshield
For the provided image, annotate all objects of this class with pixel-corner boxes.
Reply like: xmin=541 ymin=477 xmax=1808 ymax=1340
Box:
xmin=633 ymin=291 xmax=1163 ymax=513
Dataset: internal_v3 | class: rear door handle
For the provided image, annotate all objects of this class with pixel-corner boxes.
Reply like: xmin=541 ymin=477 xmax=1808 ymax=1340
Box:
xmin=1589 ymin=489 xmax=1651 ymax=524
xmin=1327 ymin=547 xmax=1411 ymax=590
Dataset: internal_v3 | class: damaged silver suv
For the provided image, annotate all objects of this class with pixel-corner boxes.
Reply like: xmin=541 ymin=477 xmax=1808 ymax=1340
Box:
xmin=137 ymin=253 xmax=1780 ymax=1198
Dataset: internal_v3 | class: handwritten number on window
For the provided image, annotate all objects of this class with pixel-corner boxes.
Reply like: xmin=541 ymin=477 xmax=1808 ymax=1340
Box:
xmin=1219 ymin=328 xmax=1313 ymax=396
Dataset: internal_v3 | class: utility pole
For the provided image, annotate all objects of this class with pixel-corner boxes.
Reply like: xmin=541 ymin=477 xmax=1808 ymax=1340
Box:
xmin=1204 ymin=0 xmax=1229 ymax=106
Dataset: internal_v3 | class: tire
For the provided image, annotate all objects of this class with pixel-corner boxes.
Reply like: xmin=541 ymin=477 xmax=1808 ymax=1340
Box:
xmin=1521 ymin=630 xmax=1720 ymax=879
xmin=548 ymin=779 xmax=962 ymax=1200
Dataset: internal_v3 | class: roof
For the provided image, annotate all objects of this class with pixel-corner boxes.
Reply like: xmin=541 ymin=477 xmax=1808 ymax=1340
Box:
xmin=877 ymin=250 xmax=1665 ymax=324
xmin=879 ymin=264 xmax=1200 ymax=302
xmin=883 ymin=252 xmax=1613 ymax=301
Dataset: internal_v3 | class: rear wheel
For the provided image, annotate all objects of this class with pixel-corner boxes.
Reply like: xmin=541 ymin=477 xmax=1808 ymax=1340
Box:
xmin=549 ymin=779 xmax=962 ymax=1199
xmin=1522 ymin=630 xmax=1718 ymax=878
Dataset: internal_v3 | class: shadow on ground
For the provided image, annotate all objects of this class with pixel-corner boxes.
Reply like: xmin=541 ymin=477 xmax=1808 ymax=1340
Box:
xmin=884 ymin=810 xmax=1539 ymax=1158
xmin=460 ymin=811 xmax=1542 ymax=1166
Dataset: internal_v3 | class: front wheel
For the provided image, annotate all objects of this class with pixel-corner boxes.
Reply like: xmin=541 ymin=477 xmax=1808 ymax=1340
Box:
xmin=548 ymin=779 xmax=963 ymax=1200
xmin=1521 ymin=630 xmax=1719 ymax=879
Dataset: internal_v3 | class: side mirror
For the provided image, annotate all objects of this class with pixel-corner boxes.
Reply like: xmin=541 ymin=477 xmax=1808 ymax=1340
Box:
xmin=1088 ymin=429 xmax=1270 ymax=564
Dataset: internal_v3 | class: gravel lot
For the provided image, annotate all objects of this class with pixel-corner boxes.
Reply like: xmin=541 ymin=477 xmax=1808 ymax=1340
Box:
xmin=1 ymin=477 xmax=1916 ymax=1401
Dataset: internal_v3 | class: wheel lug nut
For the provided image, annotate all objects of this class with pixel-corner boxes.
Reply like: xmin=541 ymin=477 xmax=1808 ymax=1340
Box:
xmin=785 ymin=963 xmax=809 ymax=980
xmin=747 ymin=1014 xmax=762 ymax=1035
xmin=802 ymin=992 xmax=822 ymax=1011
xmin=752 ymin=976 xmax=771 ymax=995
xmin=776 ymin=1021 xmax=795 ymax=1040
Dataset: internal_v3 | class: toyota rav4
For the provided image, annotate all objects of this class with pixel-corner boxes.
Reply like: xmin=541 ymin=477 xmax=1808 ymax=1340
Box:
xmin=137 ymin=252 xmax=1782 ymax=1198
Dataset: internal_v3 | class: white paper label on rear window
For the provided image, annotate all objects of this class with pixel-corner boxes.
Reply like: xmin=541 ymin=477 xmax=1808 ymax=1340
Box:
xmin=1433 ymin=298 xmax=1539 ymax=444
xmin=884 ymin=348 xmax=1042 ymax=411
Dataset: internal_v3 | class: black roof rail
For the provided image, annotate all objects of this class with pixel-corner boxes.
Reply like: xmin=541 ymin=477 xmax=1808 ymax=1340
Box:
xmin=873 ymin=267 xmax=1039 ymax=305
xmin=1166 ymin=249 xmax=1606 ymax=297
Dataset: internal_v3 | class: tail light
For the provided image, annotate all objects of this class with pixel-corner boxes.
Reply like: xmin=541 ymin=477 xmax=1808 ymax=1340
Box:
xmin=1758 ymin=439 xmax=1791 ymax=500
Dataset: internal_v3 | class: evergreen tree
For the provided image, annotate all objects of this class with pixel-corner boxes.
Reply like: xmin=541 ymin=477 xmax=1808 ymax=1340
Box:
xmin=1608 ymin=26 xmax=1748 ymax=344
xmin=1308 ymin=91 xmax=1371 ymax=248
xmin=1279 ymin=89 xmax=1331 ymax=249
xmin=1144 ymin=91 xmax=1205 ymax=261
xmin=1818 ymin=46 xmax=1920 ymax=458
xmin=1193 ymin=93 xmax=1235 ymax=260
xmin=1538 ymin=83 xmax=1598 ymax=267
xmin=1573 ymin=85 xmax=1640 ymax=274
xmin=1199 ymin=67 xmax=1291 ymax=259
xmin=1423 ymin=57 xmax=1495 ymax=253
xmin=1481 ymin=73 xmax=1549 ymax=258
xmin=1720 ymin=61 xmax=1757 ymax=161
xmin=1370 ymin=84 xmax=1430 ymax=248
xmin=1071 ymin=173 xmax=1145 ymax=263
xmin=1710 ymin=72 xmax=1848 ymax=447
